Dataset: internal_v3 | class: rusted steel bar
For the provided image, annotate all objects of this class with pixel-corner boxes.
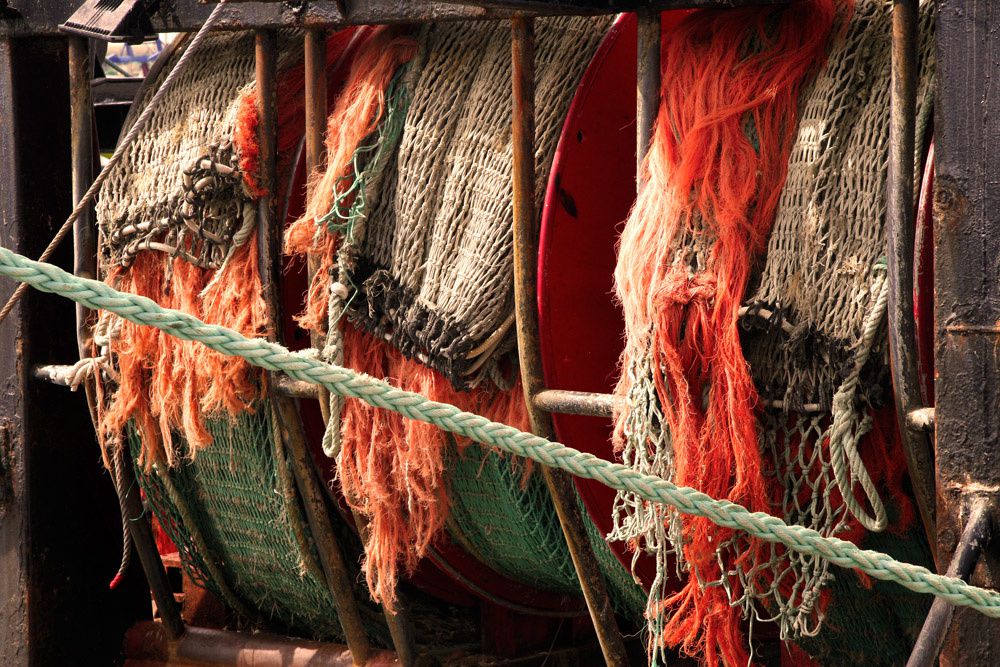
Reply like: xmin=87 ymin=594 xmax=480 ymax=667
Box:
xmin=907 ymin=499 xmax=993 ymax=667
xmin=126 ymin=621 xmax=398 ymax=667
xmin=116 ymin=446 xmax=186 ymax=640
xmin=274 ymin=373 xmax=320 ymax=398
xmin=255 ymin=30 xmax=281 ymax=319
xmin=303 ymin=27 xmax=333 ymax=425
xmin=68 ymin=36 xmax=95 ymax=351
xmin=635 ymin=8 xmax=659 ymax=185
xmin=305 ymin=29 xmax=416 ymax=665
xmin=256 ymin=31 xmax=373 ymax=664
xmin=510 ymin=17 xmax=629 ymax=667
xmin=67 ymin=35 xmax=102 ymax=429
xmin=534 ymin=389 xmax=620 ymax=418
xmin=346 ymin=507 xmax=418 ymax=667
xmin=886 ymin=0 xmax=936 ymax=558
xmin=906 ymin=407 xmax=935 ymax=432
xmin=304 ymin=28 xmax=327 ymax=186
xmin=269 ymin=399 xmax=374 ymax=663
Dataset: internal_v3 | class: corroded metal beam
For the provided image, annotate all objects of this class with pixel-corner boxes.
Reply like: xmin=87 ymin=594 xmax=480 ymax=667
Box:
xmin=6 ymin=0 xmax=784 ymax=37
xmin=510 ymin=16 xmax=629 ymax=667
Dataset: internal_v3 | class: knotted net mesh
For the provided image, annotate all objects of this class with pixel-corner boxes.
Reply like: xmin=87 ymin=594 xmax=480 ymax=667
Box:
xmin=305 ymin=17 xmax=645 ymax=619
xmin=611 ymin=0 xmax=936 ymax=663
xmin=348 ymin=17 xmax=610 ymax=390
xmin=95 ymin=31 xmax=289 ymax=272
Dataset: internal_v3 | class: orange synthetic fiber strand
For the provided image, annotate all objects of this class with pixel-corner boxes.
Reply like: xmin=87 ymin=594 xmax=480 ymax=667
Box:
xmin=101 ymin=242 xmax=267 ymax=467
xmin=614 ymin=3 xmax=845 ymax=664
xmin=284 ymin=28 xmax=532 ymax=608
xmin=285 ymin=27 xmax=417 ymax=334
xmin=339 ymin=323 xmax=530 ymax=608
xmin=101 ymin=29 xmax=360 ymax=465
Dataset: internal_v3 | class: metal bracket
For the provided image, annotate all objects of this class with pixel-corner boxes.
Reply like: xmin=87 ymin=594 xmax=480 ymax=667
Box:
xmin=60 ymin=0 xmax=159 ymax=42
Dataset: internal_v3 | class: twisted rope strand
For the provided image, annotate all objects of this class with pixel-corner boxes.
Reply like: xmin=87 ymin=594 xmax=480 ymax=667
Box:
xmin=1 ymin=244 xmax=996 ymax=617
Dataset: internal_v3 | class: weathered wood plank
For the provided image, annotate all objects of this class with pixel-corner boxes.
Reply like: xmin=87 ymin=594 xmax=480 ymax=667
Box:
xmin=934 ymin=0 xmax=1000 ymax=663
xmin=0 ymin=36 xmax=146 ymax=666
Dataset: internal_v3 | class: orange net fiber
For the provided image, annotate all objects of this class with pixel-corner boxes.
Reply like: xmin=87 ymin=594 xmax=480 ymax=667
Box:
xmin=614 ymin=3 xmax=846 ymax=663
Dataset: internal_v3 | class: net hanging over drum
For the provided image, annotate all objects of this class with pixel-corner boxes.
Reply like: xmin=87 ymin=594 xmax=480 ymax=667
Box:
xmin=288 ymin=15 xmax=644 ymax=616
xmin=610 ymin=0 xmax=936 ymax=664
xmin=89 ymin=28 xmax=414 ymax=644
xmin=85 ymin=5 xmax=941 ymax=664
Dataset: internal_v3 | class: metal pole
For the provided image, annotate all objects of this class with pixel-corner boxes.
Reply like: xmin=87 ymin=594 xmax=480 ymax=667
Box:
xmin=907 ymin=500 xmax=993 ymax=667
xmin=511 ymin=17 xmax=629 ymax=667
xmin=534 ymin=389 xmax=619 ymax=418
xmin=125 ymin=621 xmax=399 ymax=667
xmin=349 ymin=508 xmax=417 ymax=667
xmin=256 ymin=30 xmax=373 ymax=664
xmin=66 ymin=35 xmax=102 ymax=432
xmin=886 ymin=0 xmax=936 ymax=558
xmin=117 ymin=445 xmax=185 ymax=640
xmin=255 ymin=30 xmax=281 ymax=321
xmin=67 ymin=36 xmax=95 ymax=353
xmin=270 ymin=399 xmax=374 ymax=663
xmin=636 ymin=8 xmax=660 ymax=187
xmin=304 ymin=27 xmax=333 ymax=425
xmin=305 ymin=29 xmax=416 ymax=665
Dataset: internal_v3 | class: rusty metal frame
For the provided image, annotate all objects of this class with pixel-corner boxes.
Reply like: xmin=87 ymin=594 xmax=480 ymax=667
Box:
xmin=23 ymin=0 xmax=1000 ymax=664
xmin=510 ymin=16 xmax=630 ymax=665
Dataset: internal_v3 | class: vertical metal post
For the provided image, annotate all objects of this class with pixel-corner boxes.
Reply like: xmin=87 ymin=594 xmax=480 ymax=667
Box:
xmin=302 ymin=29 xmax=416 ymax=665
xmin=67 ymin=36 xmax=95 ymax=357
xmin=635 ymin=9 xmax=659 ymax=187
xmin=269 ymin=399 xmax=374 ymax=663
xmin=67 ymin=35 xmax=101 ymax=431
xmin=255 ymin=31 xmax=281 ymax=322
xmin=303 ymin=28 xmax=333 ymax=425
xmin=118 ymin=446 xmax=186 ymax=640
xmin=256 ymin=30 xmax=373 ymax=664
xmin=510 ymin=17 xmax=629 ymax=667
xmin=935 ymin=0 xmax=1000 ymax=662
xmin=886 ymin=0 xmax=936 ymax=556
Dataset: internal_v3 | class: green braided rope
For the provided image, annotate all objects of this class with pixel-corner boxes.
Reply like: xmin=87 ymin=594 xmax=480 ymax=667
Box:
xmin=2 ymin=244 xmax=996 ymax=618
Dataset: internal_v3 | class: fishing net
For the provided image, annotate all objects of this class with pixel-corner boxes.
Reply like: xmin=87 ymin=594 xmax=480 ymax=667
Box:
xmin=349 ymin=17 xmax=609 ymax=390
xmin=130 ymin=407 xmax=367 ymax=641
xmin=610 ymin=1 xmax=936 ymax=664
xmin=447 ymin=443 xmax=646 ymax=619
xmin=131 ymin=406 xmax=478 ymax=648
xmin=91 ymin=29 xmax=424 ymax=644
xmin=95 ymin=31 xmax=293 ymax=272
xmin=289 ymin=17 xmax=645 ymax=621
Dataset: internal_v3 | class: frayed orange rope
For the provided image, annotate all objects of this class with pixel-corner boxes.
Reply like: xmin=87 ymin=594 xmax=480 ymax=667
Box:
xmin=102 ymin=29 xmax=360 ymax=466
xmin=615 ymin=4 xmax=843 ymax=664
xmin=338 ymin=324 xmax=530 ymax=609
xmin=102 ymin=243 xmax=267 ymax=467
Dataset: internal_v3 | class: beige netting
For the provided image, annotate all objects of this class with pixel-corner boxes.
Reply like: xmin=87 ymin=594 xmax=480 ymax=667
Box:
xmin=611 ymin=0 xmax=936 ymax=656
xmin=96 ymin=31 xmax=297 ymax=273
xmin=346 ymin=15 xmax=612 ymax=390
xmin=737 ymin=0 xmax=935 ymax=640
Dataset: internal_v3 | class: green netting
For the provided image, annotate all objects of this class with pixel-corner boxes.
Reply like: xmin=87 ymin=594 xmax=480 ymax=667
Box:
xmin=131 ymin=403 xmax=388 ymax=643
xmin=447 ymin=442 xmax=646 ymax=621
xmin=794 ymin=515 xmax=933 ymax=666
